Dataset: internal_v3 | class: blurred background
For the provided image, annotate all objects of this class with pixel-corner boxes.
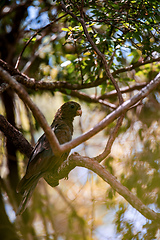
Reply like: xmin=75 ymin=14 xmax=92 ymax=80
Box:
xmin=0 ymin=0 xmax=160 ymax=239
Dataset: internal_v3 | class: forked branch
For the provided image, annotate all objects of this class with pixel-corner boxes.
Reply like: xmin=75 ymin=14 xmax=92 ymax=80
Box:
xmin=0 ymin=67 xmax=160 ymax=156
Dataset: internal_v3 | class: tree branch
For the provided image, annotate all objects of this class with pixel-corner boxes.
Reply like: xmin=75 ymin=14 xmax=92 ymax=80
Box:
xmin=0 ymin=59 xmax=106 ymax=91
xmin=1 ymin=69 xmax=160 ymax=222
xmin=45 ymin=153 xmax=160 ymax=221
xmin=0 ymin=59 xmax=148 ymax=99
xmin=60 ymin=72 xmax=160 ymax=153
xmin=70 ymin=154 xmax=160 ymax=221
xmin=59 ymin=89 xmax=117 ymax=109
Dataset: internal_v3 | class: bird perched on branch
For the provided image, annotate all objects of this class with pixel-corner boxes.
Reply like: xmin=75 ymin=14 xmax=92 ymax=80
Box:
xmin=16 ymin=101 xmax=82 ymax=215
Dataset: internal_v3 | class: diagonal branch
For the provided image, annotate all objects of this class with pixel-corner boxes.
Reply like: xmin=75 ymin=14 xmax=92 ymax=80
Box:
xmin=69 ymin=154 xmax=160 ymax=221
xmin=45 ymin=153 xmax=160 ymax=221
xmin=60 ymin=72 xmax=160 ymax=153
xmin=0 ymin=67 xmax=61 ymax=155
xmin=1 ymin=67 xmax=160 ymax=158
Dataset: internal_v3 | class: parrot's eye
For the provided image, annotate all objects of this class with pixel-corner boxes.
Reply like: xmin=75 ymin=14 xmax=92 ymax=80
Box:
xmin=70 ymin=104 xmax=75 ymax=109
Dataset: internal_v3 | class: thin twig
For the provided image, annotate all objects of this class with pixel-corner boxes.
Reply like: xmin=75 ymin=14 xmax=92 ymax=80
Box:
xmin=99 ymin=82 xmax=147 ymax=100
xmin=94 ymin=114 xmax=124 ymax=162
xmin=15 ymin=13 xmax=68 ymax=69
xmin=112 ymin=56 xmax=160 ymax=76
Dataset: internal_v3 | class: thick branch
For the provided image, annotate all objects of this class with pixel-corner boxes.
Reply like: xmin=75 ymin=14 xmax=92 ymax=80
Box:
xmin=0 ymin=59 xmax=105 ymax=92
xmin=0 ymin=59 xmax=149 ymax=98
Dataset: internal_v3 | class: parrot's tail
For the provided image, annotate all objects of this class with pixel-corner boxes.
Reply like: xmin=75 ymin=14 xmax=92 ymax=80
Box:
xmin=16 ymin=179 xmax=38 ymax=215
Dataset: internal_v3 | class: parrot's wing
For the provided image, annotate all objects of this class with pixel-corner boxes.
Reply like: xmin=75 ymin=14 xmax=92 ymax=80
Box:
xmin=25 ymin=123 xmax=71 ymax=179
xmin=28 ymin=128 xmax=53 ymax=165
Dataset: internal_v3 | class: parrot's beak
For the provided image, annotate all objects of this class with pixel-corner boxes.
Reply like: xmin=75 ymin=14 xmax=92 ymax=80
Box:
xmin=76 ymin=109 xmax=82 ymax=116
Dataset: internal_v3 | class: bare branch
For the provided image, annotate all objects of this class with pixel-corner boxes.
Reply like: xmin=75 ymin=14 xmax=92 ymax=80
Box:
xmin=60 ymin=72 xmax=160 ymax=153
xmin=59 ymin=89 xmax=117 ymax=109
xmin=100 ymin=82 xmax=147 ymax=100
xmin=69 ymin=154 xmax=160 ymax=221
xmin=45 ymin=152 xmax=160 ymax=221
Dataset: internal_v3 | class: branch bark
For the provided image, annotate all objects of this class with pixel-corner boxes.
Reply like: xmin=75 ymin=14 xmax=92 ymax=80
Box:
xmin=93 ymin=114 xmax=124 ymax=162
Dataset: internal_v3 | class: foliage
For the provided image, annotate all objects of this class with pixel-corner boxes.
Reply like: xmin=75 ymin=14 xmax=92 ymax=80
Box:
xmin=0 ymin=0 xmax=160 ymax=239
